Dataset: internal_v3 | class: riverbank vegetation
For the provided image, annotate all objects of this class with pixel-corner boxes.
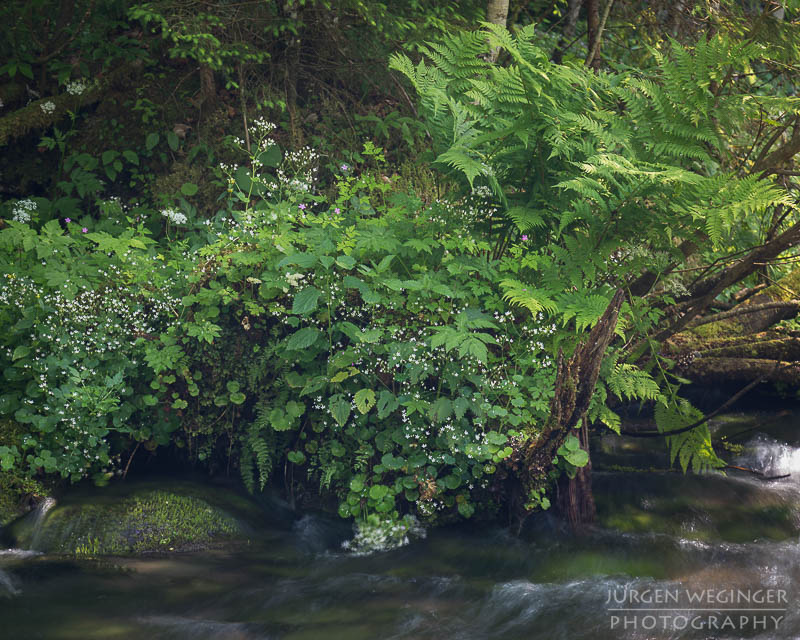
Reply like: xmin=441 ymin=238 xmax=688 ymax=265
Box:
xmin=2 ymin=0 xmax=800 ymax=537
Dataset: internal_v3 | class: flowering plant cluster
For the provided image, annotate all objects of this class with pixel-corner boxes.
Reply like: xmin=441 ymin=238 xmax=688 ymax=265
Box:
xmin=0 ymin=219 xmax=183 ymax=482
xmin=156 ymin=137 xmax=562 ymax=530
xmin=0 ymin=116 xmax=620 ymax=535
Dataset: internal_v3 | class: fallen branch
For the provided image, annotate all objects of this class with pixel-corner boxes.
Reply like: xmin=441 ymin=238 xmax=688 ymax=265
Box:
xmin=725 ymin=464 xmax=790 ymax=481
xmin=688 ymin=300 xmax=800 ymax=328
xmin=620 ymin=364 xmax=778 ymax=438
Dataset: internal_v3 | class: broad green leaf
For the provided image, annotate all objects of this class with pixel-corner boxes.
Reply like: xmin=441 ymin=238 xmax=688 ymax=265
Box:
xmin=330 ymin=397 xmax=351 ymax=427
xmin=292 ymin=286 xmax=321 ymax=315
xmin=181 ymin=182 xmax=198 ymax=196
xmin=369 ymin=484 xmax=389 ymax=500
xmin=286 ymin=327 xmax=321 ymax=350
xmin=354 ymin=389 xmax=376 ymax=414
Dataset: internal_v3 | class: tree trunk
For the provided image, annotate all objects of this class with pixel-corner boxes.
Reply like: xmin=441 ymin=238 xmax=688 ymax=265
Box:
xmin=557 ymin=417 xmax=596 ymax=532
xmin=486 ymin=0 xmax=510 ymax=63
xmin=199 ymin=65 xmax=217 ymax=107
xmin=521 ymin=289 xmax=624 ymax=530
xmin=584 ymin=0 xmax=601 ymax=70
xmin=552 ymin=0 xmax=582 ymax=64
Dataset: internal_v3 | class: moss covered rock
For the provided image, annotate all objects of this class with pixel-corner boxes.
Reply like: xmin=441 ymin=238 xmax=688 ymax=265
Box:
xmin=7 ymin=482 xmax=260 ymax=555
xmin=0 ymin=419 xmax=48 ymax=527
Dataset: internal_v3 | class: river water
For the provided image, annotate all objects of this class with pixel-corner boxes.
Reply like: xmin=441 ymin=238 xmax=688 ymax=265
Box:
xmin=2 ymin=410 xmax=800 ymax=639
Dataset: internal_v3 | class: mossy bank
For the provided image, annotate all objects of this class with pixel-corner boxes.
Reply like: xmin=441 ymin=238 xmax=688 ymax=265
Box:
xmin=5 ymin=481 xmax=263 ymax=555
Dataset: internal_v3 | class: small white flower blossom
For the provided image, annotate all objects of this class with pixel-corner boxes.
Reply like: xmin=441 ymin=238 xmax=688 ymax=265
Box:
xmin=65 ymin=80 xmax=87 ymax=96
xmin=161 ymin=208 xmax=187 ymax=225
xmin=40 ymin=100 xmax=56 ymax=114
xmin=250 ymin=117 xmax=276 ymax=136
xmin=12 ymin=198 xmax=37 ymax=223
xmin=285 ymin=272 xmax=304 ymax=287
xmin=343 ymin=515 xmax=426 ymax=555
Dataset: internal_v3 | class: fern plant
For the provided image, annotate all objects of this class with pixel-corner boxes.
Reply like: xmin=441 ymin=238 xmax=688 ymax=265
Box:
xmin=392 ymin=25 xmax=798 ymax=473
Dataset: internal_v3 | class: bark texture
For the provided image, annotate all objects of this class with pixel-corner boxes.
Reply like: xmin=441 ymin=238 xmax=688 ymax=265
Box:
xmin=521 ymin=289 xmax=624 ymax=529
xmin=557 ymin=417 xmax=596 ymax=531
xmin=667 ymin=267 xmax=800 ymax=386
xmin=486 ymin=0 xmax=510 ymax=63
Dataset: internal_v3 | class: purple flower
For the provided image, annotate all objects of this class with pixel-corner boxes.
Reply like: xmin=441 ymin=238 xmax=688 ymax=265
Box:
xmin=334 ymin=207 xmax=340 ymax=214
xmin=81 ymin=227 xmax=88 ymax=233
xmin=521 ymin=235 xmax=528 ymax=241
xmin=298 ymin=203 xmax=306 ymax=210
xmin=340 ymin=163 xmax=349 ymax=172
xmin=64 ymin=218 xmax=71 ymax=223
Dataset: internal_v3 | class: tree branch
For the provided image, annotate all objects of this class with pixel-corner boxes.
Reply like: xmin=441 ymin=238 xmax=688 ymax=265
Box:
xmin=687 ymin=300 xmax=800 ymax=329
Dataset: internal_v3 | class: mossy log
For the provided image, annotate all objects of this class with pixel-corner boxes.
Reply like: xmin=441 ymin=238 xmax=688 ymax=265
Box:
xmin=686 ymin=266 xmax=800 ymax=339
xmin=0 ymin=65 xmax=137 ymax=147
xmin=667 ymin=266 xmax=800 ymax=386
xmin=681 ymin=356 xmax=800 ymax=386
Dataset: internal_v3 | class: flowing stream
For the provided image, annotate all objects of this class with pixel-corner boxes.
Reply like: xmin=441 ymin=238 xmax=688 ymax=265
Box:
xmin=3 ymin=410 xmax=800 ymax=639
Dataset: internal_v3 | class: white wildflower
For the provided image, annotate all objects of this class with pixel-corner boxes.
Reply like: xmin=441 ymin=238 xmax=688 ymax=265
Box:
xmin=40 ymin=100 xmax=56 ymax=114
xmin=65 ymin=80 xmax=87 ymax=96
xmin=285 ymin=272 xmax=304 ymax=287
xmin=161 ymin=208 xmax=187 ymax=225
xmin=343 ymin=515 xmax=426 ymax=555
xmin=250 ymin=117 xmax=276 ymax=136
xmin=12 ymin=198 xmax=37 ymax=223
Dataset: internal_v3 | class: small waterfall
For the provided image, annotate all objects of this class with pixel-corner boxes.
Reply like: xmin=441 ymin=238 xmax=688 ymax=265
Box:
xmin=735 ymin=435 xmax=800 ymax=479
xmin=27 ymin=497 xmax=56 ymax=551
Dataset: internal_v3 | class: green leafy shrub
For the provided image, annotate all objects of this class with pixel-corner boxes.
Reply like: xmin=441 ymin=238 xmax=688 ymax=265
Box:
xmin=0 ymin=218 xmax=182 ymax=481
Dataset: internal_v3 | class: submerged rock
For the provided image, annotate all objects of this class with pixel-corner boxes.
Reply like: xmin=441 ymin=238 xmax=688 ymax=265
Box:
xmin=5 ymin=481 xmax=261 ymax=555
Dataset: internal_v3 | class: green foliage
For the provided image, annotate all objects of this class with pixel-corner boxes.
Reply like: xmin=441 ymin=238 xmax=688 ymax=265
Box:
xmin=172 ymin=135 xmax=557 ymax=524
xmin=4 ymin=6 xmax=800 ymax=533
xmin=392 ymin=24 xmax=799 ymax=473
xmin=0 ymin=217 xmax=184 ymax=480
xmin=655 ymin=399 xmax=725 ymax=474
